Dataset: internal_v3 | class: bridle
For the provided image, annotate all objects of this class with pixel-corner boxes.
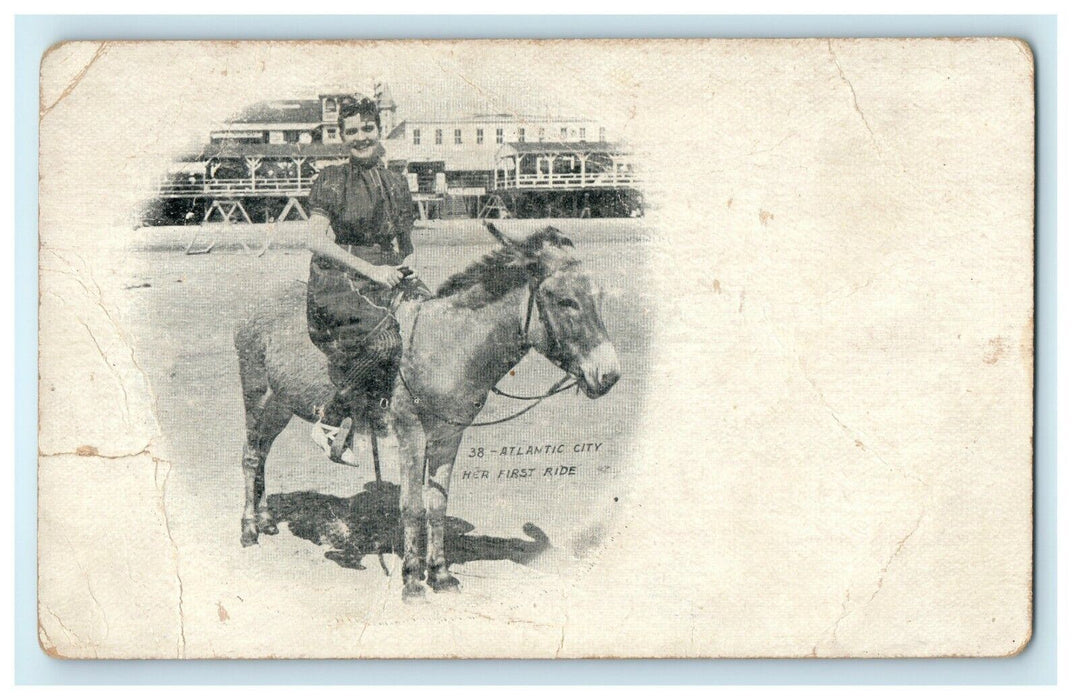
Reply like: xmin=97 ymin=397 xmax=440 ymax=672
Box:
xmin=398 ymin=274 xmax=577 ymax=428
xmin=515 ymin=276 xmax=575 ymax=370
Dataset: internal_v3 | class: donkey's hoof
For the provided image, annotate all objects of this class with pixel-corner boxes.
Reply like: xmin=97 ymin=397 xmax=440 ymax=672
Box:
xmin=240 ymin=519 xmax=259 ymax=547
xmin=429 ymin=574 xmax=461 ymax=593
xmin=402 ymin=581 xmax=427 ymax=603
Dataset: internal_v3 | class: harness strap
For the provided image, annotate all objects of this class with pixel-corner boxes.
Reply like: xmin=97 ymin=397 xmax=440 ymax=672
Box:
xmin=520 ymin=280 xmax=537 ymax=349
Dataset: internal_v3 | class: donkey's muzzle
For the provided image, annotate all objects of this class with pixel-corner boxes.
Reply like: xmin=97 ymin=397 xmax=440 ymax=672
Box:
xmin=579 ymin=341 xmax=621 ymax=398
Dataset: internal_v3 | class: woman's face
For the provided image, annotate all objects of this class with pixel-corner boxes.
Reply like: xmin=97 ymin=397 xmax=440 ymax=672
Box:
xmin=342 ymin=114 xmax=380 ymax=159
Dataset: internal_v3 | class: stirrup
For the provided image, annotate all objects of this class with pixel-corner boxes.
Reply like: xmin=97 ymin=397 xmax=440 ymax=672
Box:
xmin=311 ymin=417 xmax=358 ymax=466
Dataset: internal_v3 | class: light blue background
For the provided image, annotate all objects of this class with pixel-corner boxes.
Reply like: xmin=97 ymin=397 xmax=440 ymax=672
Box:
xmin=14 ymin=14 xmax=1057 ymax=685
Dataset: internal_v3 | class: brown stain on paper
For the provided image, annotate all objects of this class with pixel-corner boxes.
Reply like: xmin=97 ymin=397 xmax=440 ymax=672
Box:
xmin=983 ymin=336 xmax=1008 ymax=365
xmin=75 ymin=445 xmax=99 ymax=457
xmin=218 ymin=602 xmax=230 ymax=622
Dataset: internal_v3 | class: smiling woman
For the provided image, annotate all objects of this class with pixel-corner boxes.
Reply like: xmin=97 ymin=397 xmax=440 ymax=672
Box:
xmin=302 ymin=96 xmax=429 ymax=455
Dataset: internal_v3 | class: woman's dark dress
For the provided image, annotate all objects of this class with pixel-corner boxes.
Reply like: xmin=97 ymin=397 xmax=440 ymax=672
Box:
xmin=305 ymin=155 xmax=423 ymax=412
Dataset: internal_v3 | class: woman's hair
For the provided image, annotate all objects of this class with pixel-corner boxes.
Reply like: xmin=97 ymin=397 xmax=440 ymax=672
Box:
xmin=338 ymin=96 xmax=380 ymax=133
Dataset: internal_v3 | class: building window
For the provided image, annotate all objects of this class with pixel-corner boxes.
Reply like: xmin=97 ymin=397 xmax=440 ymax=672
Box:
xmin=580 ymin=127 xmax=586 ymax=140
xmin=454 ymin=129 xmax=462 ymax=145
xmin=518 ymin=127 xmax=526 ymax=142
xmin=538 ymin=128 xmax=545 ymax=142
xmin=413 ymin=129 xmax=421 ymax=145
xmin=560 ymin=127 xmax=568 ymax=139
xmin=476 ymin=129 xmax=484 ymax=145
xmin=496 ymin=128 xmax=503 ymax=144
xmin=599 ymin=127 xmax=606 ymax=142
xmin=326 ymin=127 xmax=338 ymax=141
xmin=435 ymin=129 xmax=443 ymax=145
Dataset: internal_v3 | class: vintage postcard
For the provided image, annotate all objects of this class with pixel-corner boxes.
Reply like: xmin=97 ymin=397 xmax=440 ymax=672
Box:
xmin=37 ymin=38 xmax=1033 ymax=659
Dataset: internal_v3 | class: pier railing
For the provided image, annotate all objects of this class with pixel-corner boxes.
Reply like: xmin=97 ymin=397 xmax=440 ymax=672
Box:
xmin=160 ymin=170 xmax=640 ymax=199
xmin=492 ymin=171 xmax=638 ymax=190
xmin=158 ymin=177 xmax=317 ymax=198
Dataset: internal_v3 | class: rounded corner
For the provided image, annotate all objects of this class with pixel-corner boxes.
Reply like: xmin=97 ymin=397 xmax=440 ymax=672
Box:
xmin=37 ymin=625 xmax=68 ymax=660
xmin=39 ymin=40 xmax=73 ymax=75
xmin=999 ymin=623 xmax=1034 ymax=658
xmin=1006 ymin=37 xmax=1035 ymax=73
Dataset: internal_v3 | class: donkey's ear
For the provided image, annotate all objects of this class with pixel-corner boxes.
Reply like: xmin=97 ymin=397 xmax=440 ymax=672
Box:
xmin=485 ymin=222 xmax=520 ymax=250
xmin=539 ymin=225 xmax=574 ymax=248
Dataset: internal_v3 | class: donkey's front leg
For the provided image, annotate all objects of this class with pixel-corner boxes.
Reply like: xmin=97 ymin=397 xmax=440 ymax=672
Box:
xmin=392 ymin=410 xmax=428 ymax=602
xmin=425 ymin=434 xmax=465 ymax=592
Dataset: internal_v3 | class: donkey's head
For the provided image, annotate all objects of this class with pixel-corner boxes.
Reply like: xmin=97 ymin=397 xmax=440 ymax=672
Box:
xmin=485 ymin=222 xmax=621 ymax=399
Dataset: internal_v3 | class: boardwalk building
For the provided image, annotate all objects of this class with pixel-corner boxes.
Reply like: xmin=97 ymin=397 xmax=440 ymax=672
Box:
xmin=151 ymin=89 xmax=640 ymax=225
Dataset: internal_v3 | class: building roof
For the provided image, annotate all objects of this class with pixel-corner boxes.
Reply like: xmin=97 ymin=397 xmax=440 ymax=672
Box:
xmin=227 ymin=100 xmax=324 ymax=125
xmin=385 ymin=121 xmax=407 ymax=140
xmin=497 ymin=141 xmax=629 ymax=155
xmin=398 ymin=113 xmax=597 ymax=125
xmin=199 ymin=142 xmax=350 ymax=159
xmin=373 ymin=83 xmax=397 ymax=110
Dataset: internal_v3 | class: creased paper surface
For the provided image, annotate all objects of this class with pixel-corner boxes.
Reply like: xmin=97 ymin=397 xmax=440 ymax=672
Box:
xmin=38 ymin=38 xmax=1032 ymax=658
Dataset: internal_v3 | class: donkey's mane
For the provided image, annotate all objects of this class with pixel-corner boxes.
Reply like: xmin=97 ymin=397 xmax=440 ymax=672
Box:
xmin=435 ymin=226 xmax=575 ymax=302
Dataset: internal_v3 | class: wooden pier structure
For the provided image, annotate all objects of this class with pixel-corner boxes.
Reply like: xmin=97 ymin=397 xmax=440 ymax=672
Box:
xmin=156 ymin=142 xmax=444 ymax=228
xmin=486 ymin=142 xmax=642 ymax=218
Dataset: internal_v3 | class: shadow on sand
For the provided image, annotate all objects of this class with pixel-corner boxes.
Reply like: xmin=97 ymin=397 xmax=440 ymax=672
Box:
xmin=266 ymin=481 xmax=550 ymax=571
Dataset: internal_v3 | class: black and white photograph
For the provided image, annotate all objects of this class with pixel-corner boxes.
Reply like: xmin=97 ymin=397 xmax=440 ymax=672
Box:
xmin=37 ymin=38 xmax=1033 ymax=659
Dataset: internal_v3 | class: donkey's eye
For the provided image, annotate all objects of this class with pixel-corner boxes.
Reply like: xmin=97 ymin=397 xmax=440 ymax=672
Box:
xmin=558 ymin=298 xmax=580 ymax=310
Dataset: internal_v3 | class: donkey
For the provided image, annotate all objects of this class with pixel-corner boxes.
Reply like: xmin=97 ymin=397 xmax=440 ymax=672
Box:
xmin=234 ymin=223 xmax=621 ymax=601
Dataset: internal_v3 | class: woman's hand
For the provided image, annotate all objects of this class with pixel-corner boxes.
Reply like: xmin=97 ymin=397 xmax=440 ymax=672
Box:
xmin=305 ymin=214 xmax=405 ymax=289
xmin=366 ymin=265 xmax=405 ymax=289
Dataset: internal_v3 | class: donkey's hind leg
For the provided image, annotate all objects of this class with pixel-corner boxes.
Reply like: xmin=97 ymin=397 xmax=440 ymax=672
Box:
xmin=241 ymin=392 xmax=292 ymax=547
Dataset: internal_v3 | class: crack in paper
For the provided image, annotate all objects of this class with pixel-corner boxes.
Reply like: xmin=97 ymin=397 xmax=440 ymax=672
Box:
xmin=811 ymin=513 xmax=926 ymax=656
xmin=40 ymin=42 xmax=111 ymax=119
xmin=154 ymin=455 xmax=187 ymax=657
xmin=827 ymin=39 xmax=882 ymax=157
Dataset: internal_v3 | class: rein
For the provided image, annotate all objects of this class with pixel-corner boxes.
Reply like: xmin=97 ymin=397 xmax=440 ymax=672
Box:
xmin=398 ymin=281 xmax=577 ymax=428
xmin=398 ymin=370 xmax=576 ymax=428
